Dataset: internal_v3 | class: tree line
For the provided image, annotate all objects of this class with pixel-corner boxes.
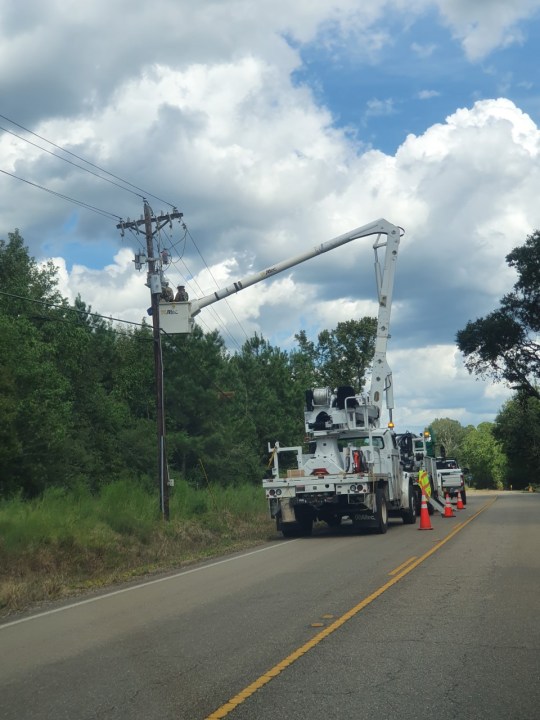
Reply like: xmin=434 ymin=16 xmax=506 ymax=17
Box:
xmin=1 ymin=229 xmax=538 ymax=499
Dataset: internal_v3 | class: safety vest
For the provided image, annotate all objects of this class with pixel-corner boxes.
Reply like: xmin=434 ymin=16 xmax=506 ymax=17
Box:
xmin=418 ymin=469 xmax=431 ymax=497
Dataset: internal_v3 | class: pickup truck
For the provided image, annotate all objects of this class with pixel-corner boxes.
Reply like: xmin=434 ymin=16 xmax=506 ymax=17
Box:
xmin=436 ymin=458 xmax=467 ymax=505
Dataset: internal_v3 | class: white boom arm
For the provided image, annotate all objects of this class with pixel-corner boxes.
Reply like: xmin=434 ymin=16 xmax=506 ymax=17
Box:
xmin=161 ymin=217 xmax=401 ymax=422
xmin=190 ymin=218 xmax=401 ymax=316
xmin=369 ymin=227 xmax=400 ymax=423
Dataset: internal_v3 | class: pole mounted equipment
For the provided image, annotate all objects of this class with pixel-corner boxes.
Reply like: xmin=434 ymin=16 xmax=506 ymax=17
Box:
xmin=116 ymin=203 xmax=183 ymax=521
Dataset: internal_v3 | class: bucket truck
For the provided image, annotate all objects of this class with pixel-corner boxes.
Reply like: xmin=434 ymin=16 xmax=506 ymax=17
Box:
xmin=155 ymin=218 xmax=416 ymax=536
xmin=397 ymin=432 xmax=467 ymax=512
xmin=260 ymin=222 xmax=417 ymax=536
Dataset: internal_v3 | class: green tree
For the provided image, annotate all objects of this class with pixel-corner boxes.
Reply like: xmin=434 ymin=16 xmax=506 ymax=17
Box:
xmin=0 ymin=313 xmax=73 ymax=496
xmin=164 ymin=328 xmax=262 ymax=486
xmin=428 ymin=418 xmax=467 ymax=460
xmin=493 ymin=393 xmax=540 ymax=489
xmin=231 ymin=333 xmax=304 ymax=466
xmin=0 ymin=231 xmax=74 ymax=497
xmin=457 ymin=230 xmax=540 ymax=400
xmin=460 ymin=422 xmax=508 ymax=489
xmin=294 ymin=317 xmax=377 ymax=390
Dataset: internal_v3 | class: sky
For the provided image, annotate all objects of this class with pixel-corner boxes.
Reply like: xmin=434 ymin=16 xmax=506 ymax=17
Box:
xmin=1 ymin=0 xmax=540 ymax=434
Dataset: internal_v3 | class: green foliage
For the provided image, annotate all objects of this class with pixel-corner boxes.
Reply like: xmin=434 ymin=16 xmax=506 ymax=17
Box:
xmin=293 ymin=317 xmax=377 ymax=390
xmin=0 ymin=232 xmax=160 ymax=498
xmin=428 ymin=418 xmax=468 ymax=460
xmin=0 ymin=230 xmax=406 ymax=503
xmin=493 ymin=393 xmax=540 ymax=489
xmin=231 ymin=333 xmax=304 ymax=466
xmin=460 ymin=422 xmax=508 ymax=489
xmin=457 ymin=230 xmax=540 ymax=400
xmin=0 ymin=480 xmax=269 ymax=568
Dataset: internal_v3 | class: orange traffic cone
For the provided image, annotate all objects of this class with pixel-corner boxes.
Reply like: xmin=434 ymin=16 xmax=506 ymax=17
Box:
xmin=442 ymin=493 xmax=455 ymax=518
xmin=456 ymin=491 xmax=465 ymax=510
xmin=418 ymin=492 xmax=433 ymax=530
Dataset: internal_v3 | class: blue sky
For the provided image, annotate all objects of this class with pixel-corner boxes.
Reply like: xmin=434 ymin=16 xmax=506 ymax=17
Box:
xmin=294 ymin=10 xmax=540 ymax=154
xmin=1 ymin=0 xmax=540 ymax=432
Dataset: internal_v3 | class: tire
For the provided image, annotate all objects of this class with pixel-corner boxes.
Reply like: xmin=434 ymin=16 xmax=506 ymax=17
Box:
xmin=280 ymin=522 xmax=300 ymax=538
xmin=326 ymin=515 xmax=342 ymax=528
xmin=374 ymin=487 xmax=388 ymax=534
xmin=402 ymin=484 xmax=417 ymax=525
xmin=277 ymin=506 xmax=313 ymax=537
xmin=297 ymin=516 xmax=313 ymax=536
xmin=460 ymin=488 xmax=467 ymax=505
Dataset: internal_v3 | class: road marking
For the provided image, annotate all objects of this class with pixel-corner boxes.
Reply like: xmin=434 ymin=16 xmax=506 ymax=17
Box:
xmin=0 ymin=542 xmax=294 ymax=630
xmin=205 ymin=497 xmax=497 ymax=719
xmin=388 ymin=556 xmax=417 ymax=575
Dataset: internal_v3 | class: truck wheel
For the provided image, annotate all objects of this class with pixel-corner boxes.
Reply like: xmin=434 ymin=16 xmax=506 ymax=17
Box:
xmin=280 ymin=522 xmax=300 ymax=538
xmin=295 ymin=508 xmax=314 ymax=536
xmin=279 ymin=513 xmax=313 ymax=537
xmin=402 ymin=484 xmax=417 ymax=525
xmin=374 ymin=487 xmax=388 ymax=534
xmin=298 ymin=516 xmax=313 ymax=536
xmin=326 ymin=515 xmax=342 ymax=528
xmin=461 ymin=488 xmax=467 ymax=506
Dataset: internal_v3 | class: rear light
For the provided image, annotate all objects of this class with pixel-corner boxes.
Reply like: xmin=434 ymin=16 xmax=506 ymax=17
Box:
xmin=350 ymin=484 xmax=357 ymax=492
xmin=311 ymin=468 xmax=329 ymax=476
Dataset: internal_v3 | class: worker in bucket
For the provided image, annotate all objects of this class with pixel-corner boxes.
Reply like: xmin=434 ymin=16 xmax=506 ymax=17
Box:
xmin=175 ymin=285 xmax=189 ymax=301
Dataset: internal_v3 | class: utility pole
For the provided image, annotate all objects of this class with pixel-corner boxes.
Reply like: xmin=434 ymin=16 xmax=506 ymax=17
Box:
xmin=117 ymin=201 xmax=183 ymax=520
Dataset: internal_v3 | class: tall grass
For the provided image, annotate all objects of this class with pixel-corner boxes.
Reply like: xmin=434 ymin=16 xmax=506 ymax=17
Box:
xmin=0 ymin=479 xmax=273 ymax=614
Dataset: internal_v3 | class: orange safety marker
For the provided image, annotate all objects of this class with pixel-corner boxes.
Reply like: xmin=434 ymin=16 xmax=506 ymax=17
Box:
xmin=442 ymin=493 xmax=455 ymax=518
xmin=418 ymin=492 xmax=433 ymax=530
xmin=456 ymin=491 xmax=465 ymax=510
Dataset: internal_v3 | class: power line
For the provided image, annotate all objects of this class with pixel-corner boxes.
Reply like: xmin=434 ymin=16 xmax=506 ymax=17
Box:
xmin=185 ymin=223 xmax=250 ymax=343
xmin=0 ymin=123 xmax=145 ymax=200
xmin=0 ymin=289 xmax=148 ymax=329
xmin=0 ymin=113 xmax=177 ymax=208
xmin=0 ymin=168 xmax=122 ymax=221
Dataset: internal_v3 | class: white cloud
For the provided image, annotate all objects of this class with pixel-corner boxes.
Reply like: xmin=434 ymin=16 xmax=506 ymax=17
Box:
xmin=433 ymin=0 xmax=540 ymax=60
xmin=3 ymin=1 xmax=540 ymax=433
xmin=417 ymin=90 xmax=441 ymax=100
xmin=411 ymin=42 xmax=437 ymax=58
xmin=29 ymin=94 xmax=540 ymax=432
xmin=365 ymin=98 xmax=397 ymax=118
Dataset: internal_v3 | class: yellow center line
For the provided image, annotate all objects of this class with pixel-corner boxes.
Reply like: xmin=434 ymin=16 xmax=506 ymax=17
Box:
xmin=388 ymin=556 xmax=417 ymax=575
xmin=205 ymin=497 xmax=497 ymax=720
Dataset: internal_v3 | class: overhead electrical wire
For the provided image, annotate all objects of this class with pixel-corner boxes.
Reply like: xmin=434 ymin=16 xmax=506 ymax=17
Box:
xmin=0 ymin=289 xmax=148 ymax=329
xmin=153 ymin=220 xmax=246 ymax=351
xmin=183 ymin=223 xmax=250 ymax=344
xmin=0 ymin=114 xmax=252 ymax=349
xmin=0 ymin=123 xmax=146 ymax=200
xmin=0 ymin=113 xmax=176 ymax=208
xmin=0 ymin=168 xmax=122 ymax=221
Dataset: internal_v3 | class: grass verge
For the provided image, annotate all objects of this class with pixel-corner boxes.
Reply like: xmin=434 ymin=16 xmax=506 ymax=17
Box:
xmin=0 ymin=479 xmax=275 ymax=617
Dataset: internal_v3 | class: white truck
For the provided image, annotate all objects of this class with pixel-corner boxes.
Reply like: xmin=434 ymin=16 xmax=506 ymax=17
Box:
xmin=261 ymin=221 xmax=419 ymax=536
xmin=156 ymin=217 xmax=418 ymax=535
xmin=396 ymin=433 xmax=467 ymax=511
xmin=435 ymin=457 xmax=467 ymax=505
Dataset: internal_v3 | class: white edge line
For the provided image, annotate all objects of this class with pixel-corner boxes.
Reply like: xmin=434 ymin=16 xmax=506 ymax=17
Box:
xmin=0 ymin=541 xmax=294 ymax=630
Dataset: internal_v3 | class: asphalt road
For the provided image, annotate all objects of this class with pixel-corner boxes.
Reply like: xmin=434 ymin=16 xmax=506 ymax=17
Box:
xmin=1 ymin=493 xmax=539 ymax=719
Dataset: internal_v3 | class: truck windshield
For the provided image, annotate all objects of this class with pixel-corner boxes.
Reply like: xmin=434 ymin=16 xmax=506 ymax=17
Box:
xmin=436 ymin=460 xmax=458 ymax=469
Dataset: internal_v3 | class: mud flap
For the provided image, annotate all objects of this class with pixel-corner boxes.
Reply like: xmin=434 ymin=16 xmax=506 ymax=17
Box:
xmin=279 ymin=498 xmax=296 ymax=523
